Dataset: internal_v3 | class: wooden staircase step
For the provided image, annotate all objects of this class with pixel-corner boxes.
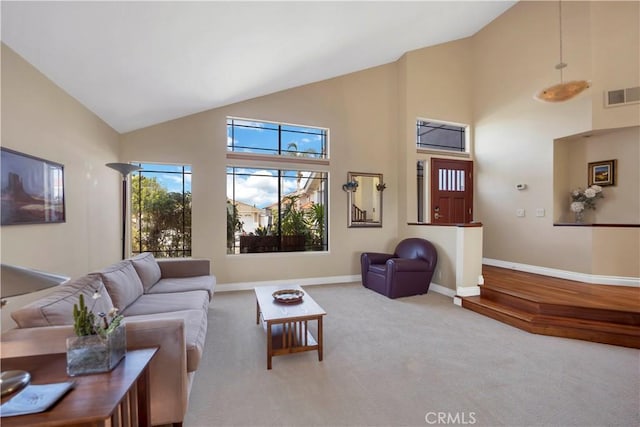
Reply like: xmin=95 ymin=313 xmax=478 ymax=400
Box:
xmin=460 ymin=265 xmax=640 ymax=349
xmin=463 ymin=296 xmax=640 ymax=348
xmin=462 ymin=296 xmax=536 ymax=330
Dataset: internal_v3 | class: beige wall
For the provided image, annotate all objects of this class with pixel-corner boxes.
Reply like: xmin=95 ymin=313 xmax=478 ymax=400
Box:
xmin=1 ymin=44 xmax=121 ymax=329
xmin=1 ymin=44 xmax=121 ymax=275
xmin=121 ymin=64 xmax=401 ymax=285
xmin=2 ymin=0 xmax=637 ymax=302
xmin=472 ymin=1 xmax=638 ymax=275
xmin=591 ymin=1 xmax=640 ymax=130
xmin=399 ymin=38 xmax=474 ymax=227
xmin=122 ymin=1 xmax=638 ymax=282
xmin=559 ymin=126 xmax=639 ymax=224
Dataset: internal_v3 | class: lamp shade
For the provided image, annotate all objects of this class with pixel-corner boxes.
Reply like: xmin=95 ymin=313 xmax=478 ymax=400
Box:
xmin=536 ymin=80 xmax=591 ymax=102
xmin=106 ymin=163 xmax=142 ymax=178
xmin=1 ymin=264 xmax=69 ymax=299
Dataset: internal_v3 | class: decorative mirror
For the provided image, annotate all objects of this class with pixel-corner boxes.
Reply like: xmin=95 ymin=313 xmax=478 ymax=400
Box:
xmin=345 ymin=172 xmax=385 ymax=228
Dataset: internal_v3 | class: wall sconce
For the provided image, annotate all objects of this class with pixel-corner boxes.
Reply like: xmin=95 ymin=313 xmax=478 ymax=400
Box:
xmin=376 ymin=182 xmax=387 ymax=192
xmin=342 ymin=180 xmax=359 ymax=192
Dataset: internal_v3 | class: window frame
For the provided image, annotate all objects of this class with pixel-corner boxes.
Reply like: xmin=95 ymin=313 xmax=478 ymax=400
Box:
xmin=227 ymin=116 xmax=329 ymax=160
xmin=416 ymin=118 xmax=470 ymax=155
xmin=130 ymin=162 xmax=192 ymax=258
xmin=226 ymin=117 xmax=330 ymax=255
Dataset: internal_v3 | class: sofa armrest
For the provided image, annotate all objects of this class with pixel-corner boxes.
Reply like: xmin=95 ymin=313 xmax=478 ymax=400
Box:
xmin=1 ymin=319 xmax=189 ymax=426
xmin=157 ymin=258 xmax=210 ymax=278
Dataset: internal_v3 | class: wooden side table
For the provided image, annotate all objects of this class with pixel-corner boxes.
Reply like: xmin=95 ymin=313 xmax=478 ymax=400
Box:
xmin=1 ymin=347 xmax=158 ymax=427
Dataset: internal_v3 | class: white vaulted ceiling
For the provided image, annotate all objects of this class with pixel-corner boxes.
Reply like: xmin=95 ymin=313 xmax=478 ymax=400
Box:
xmin=1 ymin=1 xmax=516 ymax=133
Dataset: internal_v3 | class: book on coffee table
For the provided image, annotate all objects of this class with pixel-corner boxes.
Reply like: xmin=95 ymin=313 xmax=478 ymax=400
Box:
xmin=0 ymin=381 xmax=75 ymax=417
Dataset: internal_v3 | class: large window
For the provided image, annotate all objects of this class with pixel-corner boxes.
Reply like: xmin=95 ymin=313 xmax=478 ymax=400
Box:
xmin=417 ymin=120 xmax=467 ymax=152
xmin=130 ymin=163 xmax=191 ymax=257
xmin=226 ymin=118 xmax=329 ymax=254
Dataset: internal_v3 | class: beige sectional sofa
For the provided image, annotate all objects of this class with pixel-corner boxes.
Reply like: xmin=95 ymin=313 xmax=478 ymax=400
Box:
xmin=1 ymin=253 xmax=215 ymax=427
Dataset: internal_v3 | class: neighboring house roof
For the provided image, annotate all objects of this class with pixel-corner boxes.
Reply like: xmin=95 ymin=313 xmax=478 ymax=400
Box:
xmin=227 ymin=199 xmax=264 ymax=214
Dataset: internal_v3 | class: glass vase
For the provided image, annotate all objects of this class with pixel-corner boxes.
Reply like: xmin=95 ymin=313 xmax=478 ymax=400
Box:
xmin=66 ymin=324 xmax=126 ymax=376
xmin=574 ymin=210 xmax=585 ymax=224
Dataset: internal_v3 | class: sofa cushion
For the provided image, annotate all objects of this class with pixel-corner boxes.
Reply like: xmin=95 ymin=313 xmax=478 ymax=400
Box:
xmin=97 ymin=260 xmax=144 ymax=311
xmin=146 ymin=275 xmax=216 ymax=299
xmin=131 ymin=252 xmax=162 ymax=291
xmin=11 ymin=274 xmax=114 ymax=328
xmin=120 ymin=290 xmax=210 ymax=317
xmin=124 ymin=309 xmax=208 ymax=372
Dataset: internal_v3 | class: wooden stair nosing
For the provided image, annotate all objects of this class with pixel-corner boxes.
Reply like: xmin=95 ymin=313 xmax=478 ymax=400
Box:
xmin=461 ymin=297 xmax=535 ymax=331
xmin=479 ymin=285 xmax=640 ymax=326
xmin=479 ymin=287 xmax=542 ymax=314
xmin=461 ymin=297 xmax=640 ymax=348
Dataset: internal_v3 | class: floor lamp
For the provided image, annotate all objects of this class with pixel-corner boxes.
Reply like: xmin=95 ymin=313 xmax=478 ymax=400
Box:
xmin=1 ymin=264 xmax=70 ymax=396
xmin=106 ymin=163 xmax=142 ymax=260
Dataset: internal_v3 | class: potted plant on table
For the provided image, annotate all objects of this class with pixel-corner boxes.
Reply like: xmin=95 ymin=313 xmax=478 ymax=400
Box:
xmin=66 ymin=291 xmax=125 ymax=376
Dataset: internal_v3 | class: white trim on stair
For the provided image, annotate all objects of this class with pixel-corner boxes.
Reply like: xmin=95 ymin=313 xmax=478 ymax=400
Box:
xmin=483 ymin=258 xmax=640 ymax=288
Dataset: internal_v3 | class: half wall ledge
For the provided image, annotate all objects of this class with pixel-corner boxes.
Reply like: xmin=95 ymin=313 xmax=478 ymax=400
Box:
xmin=406 ymin=222 xmax=483 ymax=300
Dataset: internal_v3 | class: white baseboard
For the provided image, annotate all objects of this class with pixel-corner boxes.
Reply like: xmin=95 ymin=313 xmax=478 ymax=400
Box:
xmin=216 ymin=275 xmax=460 ymax=299
xmin=483 ymin=258 xmax=640 ymax=287
xmin=455 ymin=285 xmax=481 ymax=297
xmin=429 ymin=282 xmax=456 ymax=298
xmin=215 ymin=274 xmax=361 ymax=292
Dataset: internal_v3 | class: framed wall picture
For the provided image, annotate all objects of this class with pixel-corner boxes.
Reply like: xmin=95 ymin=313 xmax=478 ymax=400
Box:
xmin=1 ymin=148 xmax=66 ymax=225
xmin=588 ymin=159 xmax=616 ymax=187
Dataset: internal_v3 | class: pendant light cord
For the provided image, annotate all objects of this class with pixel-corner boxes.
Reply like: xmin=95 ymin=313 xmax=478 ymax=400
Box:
xmin=558 ymin=0 xmax=564 ymax=83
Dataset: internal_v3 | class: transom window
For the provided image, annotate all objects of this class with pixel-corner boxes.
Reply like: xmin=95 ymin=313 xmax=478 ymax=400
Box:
xmin=417 ymin=120 xmax=467 ymax=153
xmin=227 ymin=118 xmax=327 ymax=159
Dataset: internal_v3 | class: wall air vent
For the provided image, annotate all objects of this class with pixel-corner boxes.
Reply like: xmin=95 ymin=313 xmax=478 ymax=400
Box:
xmin=604 ymin=86 xmax=640 ymax=107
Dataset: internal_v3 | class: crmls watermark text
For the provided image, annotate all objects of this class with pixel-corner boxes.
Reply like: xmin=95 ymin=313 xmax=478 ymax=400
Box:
xmin=425 ymin=411 xmax=477 ymax=425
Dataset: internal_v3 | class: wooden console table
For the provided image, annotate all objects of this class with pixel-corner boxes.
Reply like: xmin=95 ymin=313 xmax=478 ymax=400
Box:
xmin=1 ymin=347 xmax=158 ymax=427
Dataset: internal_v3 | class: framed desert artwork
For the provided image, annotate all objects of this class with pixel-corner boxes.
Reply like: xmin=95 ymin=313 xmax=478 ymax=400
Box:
xmin=588 ymin=159 xmax=616 ymax=187
xmin=1 ymin=148 xmax=66 ymax=225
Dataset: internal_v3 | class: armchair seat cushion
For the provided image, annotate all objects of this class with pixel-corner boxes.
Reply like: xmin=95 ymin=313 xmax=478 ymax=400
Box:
xmin=361 ymin=238 xmax=438 ymax=299
xmin=369 ymin=264 xmax=387 ymax=275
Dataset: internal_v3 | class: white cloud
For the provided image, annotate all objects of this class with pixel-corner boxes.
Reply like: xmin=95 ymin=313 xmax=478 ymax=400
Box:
xmin=227 ymin=169 xmax=278 ymax=208
xmin=227 ymin=169 xmax=302 ymax=208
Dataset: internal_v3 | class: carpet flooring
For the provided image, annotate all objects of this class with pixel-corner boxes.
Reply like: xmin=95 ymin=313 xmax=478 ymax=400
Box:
xmin=184 ymin=283 xmax=639 ymax=427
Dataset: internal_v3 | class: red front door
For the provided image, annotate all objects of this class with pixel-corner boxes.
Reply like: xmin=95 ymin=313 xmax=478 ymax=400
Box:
xmin=430 ymin=158 xmax=473 ymax=224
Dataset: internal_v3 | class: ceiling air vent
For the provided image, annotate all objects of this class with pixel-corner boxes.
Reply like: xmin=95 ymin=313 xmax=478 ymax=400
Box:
xmin=604 ymin=86 xmax=640 ymax=107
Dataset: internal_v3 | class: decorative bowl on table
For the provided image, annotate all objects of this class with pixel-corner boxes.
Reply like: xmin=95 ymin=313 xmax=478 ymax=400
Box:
xmin=272 ymin=289 xmax=304 ymax=304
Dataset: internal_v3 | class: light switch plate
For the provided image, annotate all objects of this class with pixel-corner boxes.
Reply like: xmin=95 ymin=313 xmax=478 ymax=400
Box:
xmin=536 ymin=208 xmax=545 ymax=217
xmin=516 ymin=208 xmax=525 ymax=217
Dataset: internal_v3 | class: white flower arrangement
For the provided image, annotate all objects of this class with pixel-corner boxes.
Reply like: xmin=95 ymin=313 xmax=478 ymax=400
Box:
xmin=570 ymin=185 xmax=603 ymax=212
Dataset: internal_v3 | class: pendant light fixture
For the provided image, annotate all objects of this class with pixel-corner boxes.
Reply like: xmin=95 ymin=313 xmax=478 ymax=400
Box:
xmin=535 ymin=0 xmax=590 ymax=102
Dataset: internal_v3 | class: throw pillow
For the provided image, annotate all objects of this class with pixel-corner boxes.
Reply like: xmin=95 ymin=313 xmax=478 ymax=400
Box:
xmin=98 ymin=260 xmax=144 ymax=311
xmin=131 ymin=252 xmax=162 ymax=292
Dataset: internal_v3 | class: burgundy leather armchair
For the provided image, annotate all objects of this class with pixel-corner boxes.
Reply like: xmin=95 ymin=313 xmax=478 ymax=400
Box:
xmin=361 ymin=238 xmax=438 ymax=299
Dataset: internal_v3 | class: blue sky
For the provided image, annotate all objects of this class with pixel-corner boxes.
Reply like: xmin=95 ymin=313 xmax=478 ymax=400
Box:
xmin=137 ymin=163 xmax=191 ymax=193
xmin=226 ymin=119 xmax=326 ymax=208
xmin=134 ymin=120 xmax=325 ymax=206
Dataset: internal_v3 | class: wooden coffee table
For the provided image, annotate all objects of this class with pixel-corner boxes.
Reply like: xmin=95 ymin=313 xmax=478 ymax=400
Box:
xmin=255 ymin=285 xmax=326 ymax=369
